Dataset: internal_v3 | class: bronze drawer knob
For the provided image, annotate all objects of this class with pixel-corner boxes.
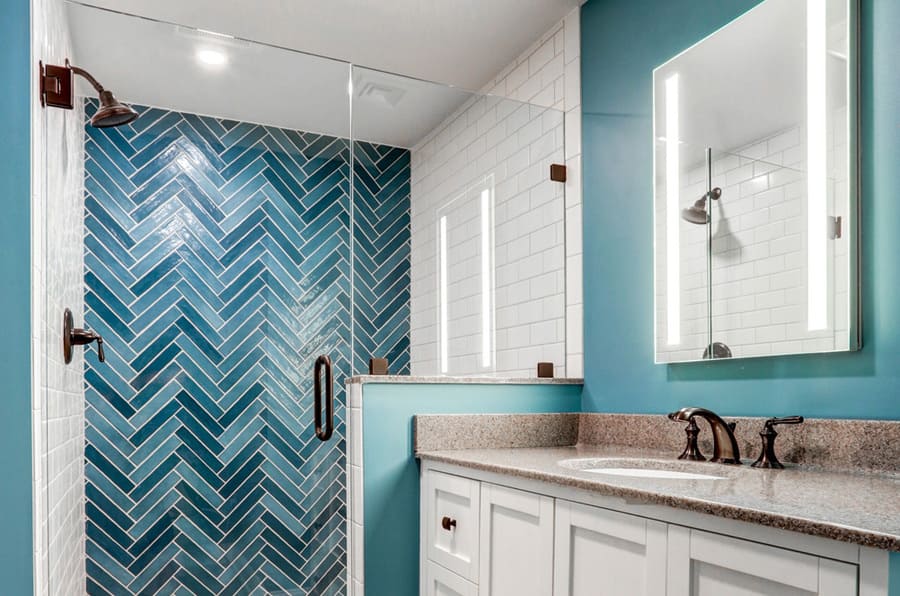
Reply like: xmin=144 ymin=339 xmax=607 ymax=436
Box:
xmin=441 ymin=516 xmax=457 ymax=531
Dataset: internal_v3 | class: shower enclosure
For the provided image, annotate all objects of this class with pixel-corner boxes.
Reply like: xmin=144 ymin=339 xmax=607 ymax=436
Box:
xmin=36 ymin=2 xmax=569 ymax=595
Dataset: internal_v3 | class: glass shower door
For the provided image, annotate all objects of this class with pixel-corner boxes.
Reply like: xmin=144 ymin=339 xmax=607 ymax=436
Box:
xmin=69 ymin=4 xmax=352 ymax=594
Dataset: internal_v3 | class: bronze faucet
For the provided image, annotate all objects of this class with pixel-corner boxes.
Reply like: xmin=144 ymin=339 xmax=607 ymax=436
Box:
xmin=668 ymin=407 xmax=742 ymax=465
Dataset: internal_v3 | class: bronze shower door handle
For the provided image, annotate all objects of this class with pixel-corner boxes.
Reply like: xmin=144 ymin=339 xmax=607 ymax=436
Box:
xmin=314 ymin=354 xmax=334 ymax=441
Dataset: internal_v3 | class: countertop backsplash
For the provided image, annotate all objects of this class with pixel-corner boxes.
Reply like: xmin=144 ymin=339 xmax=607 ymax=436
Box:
xmin=414 ymin=412 xmax=900 ymax=475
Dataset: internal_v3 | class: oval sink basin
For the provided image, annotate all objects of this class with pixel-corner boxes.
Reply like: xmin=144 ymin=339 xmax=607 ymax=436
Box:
xmin=580 ymin=468 xmax=725 ymax=480
xmin=558 ymin=457 xmax=727 ymax=480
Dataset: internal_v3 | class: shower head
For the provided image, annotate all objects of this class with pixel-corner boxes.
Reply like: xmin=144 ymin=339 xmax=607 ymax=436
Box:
xmin=39 ymin=59 xmax=138 ymax=128
xmin=681 ymin=187 xmax=722 ymax=225
xmin=91 ymin=89 xmax=139 ymax=128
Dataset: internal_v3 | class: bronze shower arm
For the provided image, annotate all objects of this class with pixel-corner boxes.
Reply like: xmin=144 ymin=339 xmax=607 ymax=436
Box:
xmin=65 ymin=59 xmax=105 ymax=94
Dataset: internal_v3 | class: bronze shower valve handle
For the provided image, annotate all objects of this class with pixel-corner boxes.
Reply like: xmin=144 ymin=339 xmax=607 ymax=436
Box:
xmin=63 ymin=308 xmax=106 ymax=364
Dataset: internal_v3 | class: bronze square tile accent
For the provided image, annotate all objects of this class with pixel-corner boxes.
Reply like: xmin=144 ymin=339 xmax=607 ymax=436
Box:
xmin=369 ymin=357 xmax=389 ymax=375
xmin=537 ymin=362 xmax=554 ymax=378
xmin=550 ymin=163 xmax=567 ymax=182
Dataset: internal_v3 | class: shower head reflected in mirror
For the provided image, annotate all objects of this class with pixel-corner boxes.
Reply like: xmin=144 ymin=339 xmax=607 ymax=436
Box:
xmin=681 ymin=187 xmax=722 ymax=225
xmin=39 ymin=59 xmax=139 ymax=128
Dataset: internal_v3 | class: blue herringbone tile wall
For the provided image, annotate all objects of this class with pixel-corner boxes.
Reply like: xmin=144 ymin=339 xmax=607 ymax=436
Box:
xmin=83 ymin=100 xmax=410 ymax=595
xmin=352 ymin=141 xmax=411 ymax=375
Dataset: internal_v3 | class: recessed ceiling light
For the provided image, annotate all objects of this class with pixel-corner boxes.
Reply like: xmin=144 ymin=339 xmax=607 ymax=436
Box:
xmin=196 ymin=49 xmax=227 ymax=67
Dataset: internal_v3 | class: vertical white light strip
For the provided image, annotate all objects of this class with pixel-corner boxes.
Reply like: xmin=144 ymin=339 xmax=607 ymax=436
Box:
xmin=665 ymin=74 xmax=681 ymax=345
xmin=480 ymin=189 xmax=492 ymax=368
xmin=439 ymin=216 xmax=449 ymax=373
xmin=807 ymin=0 xmax=827 ymax=330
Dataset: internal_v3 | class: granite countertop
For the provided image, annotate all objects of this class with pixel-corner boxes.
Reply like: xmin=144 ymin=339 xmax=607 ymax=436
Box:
xmin=417 ymin=444 xmax=900 ymax=551
xmin=347 ymin=375 xmax=584 ymax=385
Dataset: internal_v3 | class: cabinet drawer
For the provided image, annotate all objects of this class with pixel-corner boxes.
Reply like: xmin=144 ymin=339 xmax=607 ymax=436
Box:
xmin=424 ymin=560 xmax=478 ymax=596
xmin=425 ymin=471 xmax=480 ymax=581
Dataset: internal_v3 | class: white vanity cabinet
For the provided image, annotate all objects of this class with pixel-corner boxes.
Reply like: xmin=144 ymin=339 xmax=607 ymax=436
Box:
xmin=666 ymin=527 xmax=858 ymax=596
xmin=423 ymin=471 xmax=481 ymax=582
xmin=478 ymin=483 xmax=554 ymax=596
xmin=554 ymin=499 xmax=667 ymax=596
xmin=424 ymin=560 xmax=477 ymax=596
xmin=420 ymin=462 xmax=884 ymax=596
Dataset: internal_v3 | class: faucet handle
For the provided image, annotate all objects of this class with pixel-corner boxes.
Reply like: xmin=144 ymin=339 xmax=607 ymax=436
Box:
xmin=751 ymin=416 xmax=804 ymax=469
xmin=765 ymin=416 xmax=804 ymax=428
xmin=95 ymin=336 xmax=105 ymax=363
xmin=676 ymin=418 xmax=706 ymax=461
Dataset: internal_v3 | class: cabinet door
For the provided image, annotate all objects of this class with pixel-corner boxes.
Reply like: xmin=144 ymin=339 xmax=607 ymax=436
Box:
xmin=553 ymin=499 xmax=667 ymax=596
xmin=425 ymin=560 xmax=478 ymax=596
xmin=424 ymin=471 xmax=481 ymax=582
xmin=667 ymin=526 xmax=858 ymax=596
xmin=478 ymin=483 xmax=554 ymax=596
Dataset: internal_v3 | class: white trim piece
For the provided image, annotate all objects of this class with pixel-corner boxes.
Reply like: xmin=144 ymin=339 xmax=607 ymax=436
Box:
xmin=347 ymin=382 xmax=365 ymax=593
xmin=859 ymin=548 xmax=891 ymax=596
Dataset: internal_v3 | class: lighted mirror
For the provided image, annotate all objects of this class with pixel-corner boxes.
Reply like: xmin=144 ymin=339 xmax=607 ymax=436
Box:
xmin=653 ymin=0 xmax=859 ymax=363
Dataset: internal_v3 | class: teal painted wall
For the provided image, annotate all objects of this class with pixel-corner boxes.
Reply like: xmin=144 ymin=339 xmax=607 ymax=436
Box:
xmin=0 ymin=0 xmax=33 ymax=592
xmin=361 ymin=383 xmax=581 ymax=596
xmin=580 ymin=0 xmax=900 ymax=420
xmin=891 ymin=552 xmax=900 ymax=596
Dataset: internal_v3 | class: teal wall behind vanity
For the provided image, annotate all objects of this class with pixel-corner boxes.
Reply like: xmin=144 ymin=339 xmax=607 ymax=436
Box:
xmin=891 ymin=552 xmax=900 ymax=596
xmin=580 ymin=0 xmax=900 ymax=420
xmin=0 ymin=0 xmax=33 ymax=593
xmin=361 ymin=382 xmax=581 ymax=596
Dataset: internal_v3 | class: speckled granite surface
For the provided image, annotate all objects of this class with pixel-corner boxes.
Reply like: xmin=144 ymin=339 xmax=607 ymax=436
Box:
xmin=578 ymin=413 xmax=900 ymax=474
xmin=346 ymin=375 xmax=584 ymax=385
xmin=414 ymin=412 xmax=900 ymax=474
xmin=417 ymin=445 xmax=900 ymax=551
xmin=414 ymin=414 xmax=579 ymax=451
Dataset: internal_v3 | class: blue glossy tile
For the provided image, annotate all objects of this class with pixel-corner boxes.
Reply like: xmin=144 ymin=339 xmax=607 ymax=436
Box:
xmin=85 ymin=104 xmax=411 ymax=595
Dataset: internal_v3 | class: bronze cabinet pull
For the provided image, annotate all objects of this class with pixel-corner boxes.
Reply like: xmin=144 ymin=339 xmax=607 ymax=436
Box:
xmin=314 ymin=354 xmax=334 ymax=441
xmin=441 ymin=516 xmax=457 ymax=531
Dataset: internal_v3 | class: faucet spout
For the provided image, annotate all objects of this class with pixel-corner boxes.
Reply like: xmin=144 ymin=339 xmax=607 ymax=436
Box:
xmin=669 ymin=407 xmax=742 ymax=465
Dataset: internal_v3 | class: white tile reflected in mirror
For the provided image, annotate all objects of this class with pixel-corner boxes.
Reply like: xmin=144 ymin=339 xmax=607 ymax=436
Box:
xmin=653 ymin=0 xmax=859 ymax=363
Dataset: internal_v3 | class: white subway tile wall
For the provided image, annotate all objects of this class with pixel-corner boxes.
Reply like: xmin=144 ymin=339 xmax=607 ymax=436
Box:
xmin=31 ymin=0 xmax=87 ymax=594
xmin=655 ymin=117 xmax=849 ymax=362
xmin=346 ymin=382 xmax=364 ymax=594
xmin=410 ymin=9 xmax=583 ymax=377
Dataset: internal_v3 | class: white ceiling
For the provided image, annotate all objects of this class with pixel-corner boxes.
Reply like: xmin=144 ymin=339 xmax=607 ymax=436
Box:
xmin=70 ymin=0 xmax=580 ymax=90
xmin=65 ymin=0 xmax=579 ymax=147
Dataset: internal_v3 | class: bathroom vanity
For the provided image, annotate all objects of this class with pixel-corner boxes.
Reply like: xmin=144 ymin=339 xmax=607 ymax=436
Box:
xmin=416 ymin=415 xmax=898 ymax=596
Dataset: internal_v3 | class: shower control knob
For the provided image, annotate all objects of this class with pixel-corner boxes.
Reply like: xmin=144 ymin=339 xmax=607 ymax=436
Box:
xmin=63 ymin=308 xmax=106 ymax=364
